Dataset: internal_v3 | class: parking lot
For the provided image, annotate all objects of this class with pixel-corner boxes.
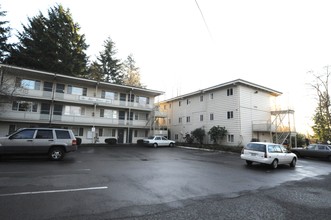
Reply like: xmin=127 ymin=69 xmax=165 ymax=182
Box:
xmin=0 ymin=144 xmax=331 ymax=219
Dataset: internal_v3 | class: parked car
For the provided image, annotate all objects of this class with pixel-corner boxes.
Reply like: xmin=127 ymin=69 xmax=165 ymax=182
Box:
xmin=240 ymin=142 xmax=297 ymax=169
xmin=105 ymin=138 xmax=117 ymax=145
xmin=0 ymin=128 xmax=78 ymax=161
xmin=143 ymin=136 xmax=175 ymax=147
xmin=291 ymin=144 xmax=331 ymax=160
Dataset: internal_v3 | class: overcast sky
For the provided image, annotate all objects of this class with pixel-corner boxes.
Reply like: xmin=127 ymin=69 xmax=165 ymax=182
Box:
xmin=2 ymin=0 xmax=331 ymax=134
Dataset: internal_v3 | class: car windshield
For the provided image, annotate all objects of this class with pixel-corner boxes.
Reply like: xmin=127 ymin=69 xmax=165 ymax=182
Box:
xmin=147 ymin=136 xmax=155 ymax=139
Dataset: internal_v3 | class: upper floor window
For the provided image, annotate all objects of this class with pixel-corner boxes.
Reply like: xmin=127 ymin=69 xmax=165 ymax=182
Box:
xmin=100 ymin=109 xmax=118 ymax=119
xmin=187 ymin=99 xmax=191 ymax=105
xmin=179 ymin=117 xmax=182 ymax=123
xmin=64 ymin=106 xmax=85 ymax=116
xmin=210 ymin=113 xmax=214 ymax=121
xmin=12 ymin=101 xmax=38 ymax=112
xmin=200 ymin=95 xmax=204 ymax=102
xmin=210 ymin=93 xmax=214 ymax=100
xmin=43 ymin=82 xmax=53 ymax=92
xmin=137 ymin=96 xmax=150 ymax=105
xmin=101 ymin=91 xmax=118 ymax=100
xmin=227 ymin=111 xmax=234 ymax=119
xmin=179 ymin=101 xmax=182 ymax=106
xmin=67 ymin=85 xmax=87 ymax=96
xmin=186 ymin=116 xmax=190 ymax=123
xmin=200 ymin=115 xmax=204 ymax=121
xmin=56 ymin=84 xmax=65 ymax=93
xmin=16 ymin=78 xmax=40 ymax=90
xmin=227 ymin=88 xmax=233 ymax=96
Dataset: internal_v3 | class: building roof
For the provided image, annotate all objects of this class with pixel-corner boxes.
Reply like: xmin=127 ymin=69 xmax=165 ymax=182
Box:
xmin=0 ymin=64 xmax=164 ymax=97
xmin=161 ymin=79 xmax=282 ymax=102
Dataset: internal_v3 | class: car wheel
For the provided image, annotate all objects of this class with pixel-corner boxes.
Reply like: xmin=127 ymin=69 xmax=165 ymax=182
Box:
xmin=271 ymin=159 xmax=278 ymax=169
xmin=169 ymin=143 xmax=174 ymax=147
xmin=153 ymin=143 xmax=158 ymax=148
xmin=246 ymin=160 xmax=253 ymax=166
xmin=290 ymin=158 xmax=297 ymax=167
xmin=49 ymin=147 xmax=65 ymax=161
xmin=328 ymin=156 xmax=331 ymax=161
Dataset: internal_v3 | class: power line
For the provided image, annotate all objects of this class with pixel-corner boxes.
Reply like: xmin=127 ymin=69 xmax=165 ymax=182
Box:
xmin=194 ymin=0 xmax=213 ymax=40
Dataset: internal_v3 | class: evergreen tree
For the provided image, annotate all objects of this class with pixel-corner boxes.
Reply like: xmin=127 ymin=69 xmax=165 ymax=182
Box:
xmin=0 ymin=5 xmax=10 ymax=63
xmin=123 ymin=54 xmax=143 ymax=87
xmin=97 ymin=37 xmax=123 ymax=84
xmin=7 ymin=4 xmax=88 ymax=77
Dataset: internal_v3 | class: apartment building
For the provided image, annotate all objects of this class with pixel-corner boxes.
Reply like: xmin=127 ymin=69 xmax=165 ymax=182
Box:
xmin=159 ymin=79 xmax=294 ymax=147
xmin=0 ymin=65 xmax=164 ymax=144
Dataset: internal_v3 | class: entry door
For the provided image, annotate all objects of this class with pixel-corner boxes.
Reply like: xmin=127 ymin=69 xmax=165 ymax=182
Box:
xmin=118 ymin=129 xmax=125 ymax=143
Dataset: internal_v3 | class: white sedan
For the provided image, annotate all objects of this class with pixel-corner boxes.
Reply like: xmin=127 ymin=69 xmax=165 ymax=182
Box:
xmin=143 ymin=136 xmax=175 ymax=147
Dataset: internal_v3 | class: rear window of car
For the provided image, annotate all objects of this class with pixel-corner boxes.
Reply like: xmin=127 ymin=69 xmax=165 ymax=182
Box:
xmin=36 ymin=130 xmax=53 ymax=139
xmin=245 ymin=143 xmax=266 ymax=152
xmin=55 ymin=130 xmax=71 ymax=139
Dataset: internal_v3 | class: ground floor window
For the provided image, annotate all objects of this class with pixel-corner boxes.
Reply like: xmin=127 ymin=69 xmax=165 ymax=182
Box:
xmin=227 ymin=134 xmax=234 ymax=143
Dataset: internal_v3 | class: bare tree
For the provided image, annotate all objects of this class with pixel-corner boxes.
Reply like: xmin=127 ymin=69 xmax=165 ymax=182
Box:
xmin=0 ymin=66 xmax=18 ymax=105
xmin=310 ymin=66 xmax=331 ymax=142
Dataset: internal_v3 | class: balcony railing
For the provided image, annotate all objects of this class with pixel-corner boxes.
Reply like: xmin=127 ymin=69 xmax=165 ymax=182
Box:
xmin=15 ymin=89 xmax=153 ymax=110
xmin=0 ymin=111 xmax=151 ymax=127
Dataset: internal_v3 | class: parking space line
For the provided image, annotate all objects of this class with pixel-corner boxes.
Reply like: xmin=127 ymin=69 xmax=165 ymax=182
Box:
xmin=0 ymin=169 xmax=91 ymax=174
xmin=0 ymin=186 xmax=108 ymax=197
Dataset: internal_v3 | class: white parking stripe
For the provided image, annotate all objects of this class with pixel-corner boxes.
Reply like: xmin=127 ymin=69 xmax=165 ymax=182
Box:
xmin=0 ymin=186 xmax=108 ymax=197
xmin=0 ymin=169 xmax=91 ymax=174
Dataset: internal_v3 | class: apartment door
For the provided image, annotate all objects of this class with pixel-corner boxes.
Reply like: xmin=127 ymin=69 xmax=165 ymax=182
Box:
xmin=118 ymin=129 xmax=125 ymax=143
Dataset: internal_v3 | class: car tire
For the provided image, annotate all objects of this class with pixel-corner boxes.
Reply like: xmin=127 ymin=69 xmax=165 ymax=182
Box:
xmin=271 ymin=159 xmax=278 ymax=169
xmin=169 ymin=143 xmax=174 ymax=147
xmin=153 ymin=143 xmax=158 ymax=148
xmin=246 ymin=160 xmax=253 ymax=166
xmin=290 ymin=158 xmax=297 ymax=167
xmin=49 ymin=147 xmax=65 ymax=161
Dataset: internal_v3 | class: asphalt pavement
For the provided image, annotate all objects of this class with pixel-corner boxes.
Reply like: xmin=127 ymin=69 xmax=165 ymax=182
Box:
xmin=0 ymin=144 xmax=330 ymax=219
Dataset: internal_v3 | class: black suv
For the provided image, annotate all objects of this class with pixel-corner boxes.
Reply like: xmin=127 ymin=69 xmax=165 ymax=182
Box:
xmin=0 ymin=128 xmax=78 ymax=161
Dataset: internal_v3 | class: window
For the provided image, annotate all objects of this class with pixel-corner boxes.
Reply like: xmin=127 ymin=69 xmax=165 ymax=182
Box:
xmin=41 ymin=103 xmax=50 ymax=114
xmin=210 ymin=93 xmax=214 ymax=99
xmin=101 ymin=91 xmax=118 ymax=100
xmin=99 ymin=128 xmax=103 ymax=137
xmin=36 ymin=130 xmax=53 ymax=139
xmin=186 ymin=116 xmax=190 ymax=123
xmin=227 ymin=111 xmax=234 ymax=119
xmin=64 ymin=106 xmax=85 ymax=116
xmin=138 ymin=96 xmax=150 ymax=105
xmin=53 ymin=105 xmax=63 ymax=115
xmin=78 ymin=128 xmax=84 ymax=136
xmin=129 ymin=94 xmax=135 ymax=102
xmin=200 ymin=115 xmax=204 ymax=121
xmin=11 ymin=129 xmax=35 ymax=139
xmin=210 ymin=113 xmax=214 ymax=121
xmin=175 ymin=134 xmax=178 ymax=140
xmin=179 ymin=117 xmax=182 ymax=123
xmin=227 ymin=134 xmax=234 ymax=143
xmin=16 ymin=78 xmax=40 ymax=90
xmin=227 ymin=88 xmax=233 ymax=96
xmin=100 ymin=109 xmax=118 ymax=119
xmin=179 ymin=101 xmax=181 ymax=106
xmin=187 ymin=99 xmax=190 ymax=105
xmin=67 ymin=85 xmax=87 ymax=96
xmin=9 ymin=125 xmax=16 ymax=135
xmin=55 ymin=130 xmax=71 ymax=139
xmin=200 ymin=95 xmax=204 ymax=102
xmin=134 ymin=130 xmax=138 ymax=137
xmin=56 ymin=84 xmax=65 ymax=93
xmin=120 ymin=93 xmax=126 ymax=101
xmin=43 ymin=82 xmax=53 ymax=92
xmin=12 ymin=101 xmax=38 ymax=112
